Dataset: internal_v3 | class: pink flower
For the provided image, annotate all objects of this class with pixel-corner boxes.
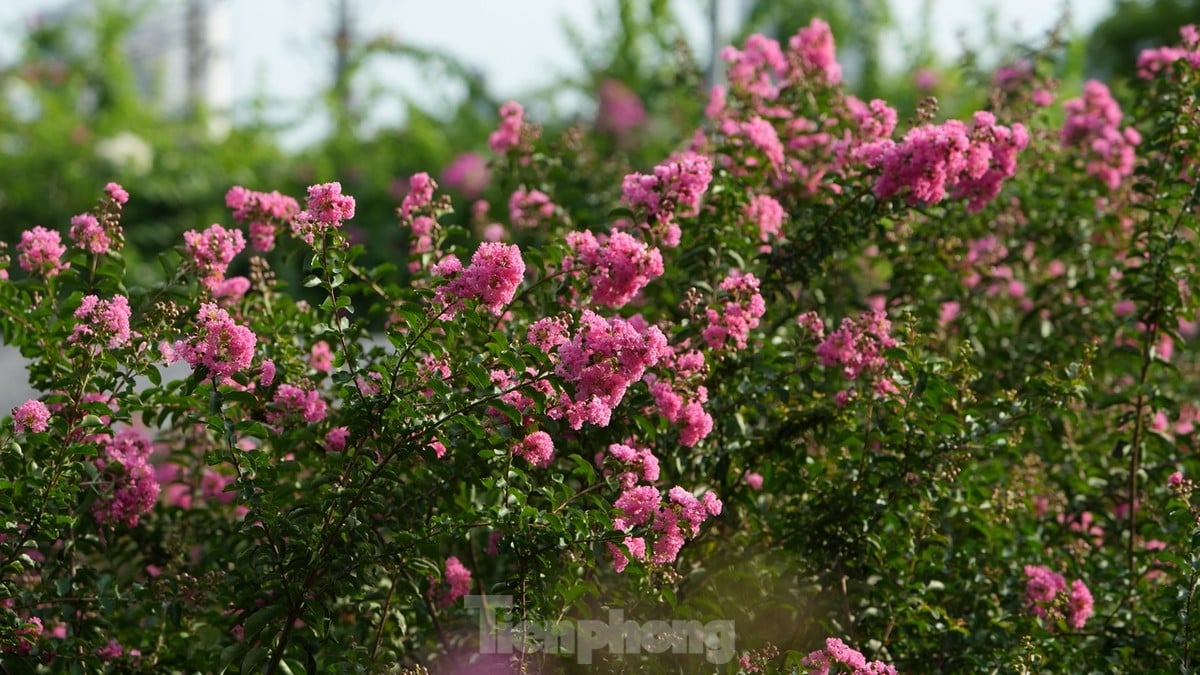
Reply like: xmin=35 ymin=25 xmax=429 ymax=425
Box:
xmin=12 ymin=399 xmax=50 ymax=433
xmin=607 ymin=536 xmax=647 ymax=573
xmin=105 ymin=182 xmax=129 ymax=205
xmin=596 ymin=79 xmax=646 ymax=136
xmin=400 ymin=172 xmax=436 ymax=219
xmin=17 ymin=226 xmax=69 ymax=277
xmin=489 ymin=101 xmax=526 ymax=153
xmin=514 ymin=431 xmax=555 ymax=468
xmin=745 ymin=194 xmax=785 ymax=243
xmin=702 ymin=271 xmax=767 ymax=350
xmin=508 ymin=186 xmax=557 ymax=229
xmin=69 ymin=213 xmax=112 ymax=255
xmin=620 ymin=152 xmax=713 ymax=247
xmin=171 ymin=303 xmax=257 ymax=382
xmin=435 ymin=242 xmax=526 ymax=316
xmin=293 ymin=182 xmax=356 ymax=244
xmin=309 ymin=340 xmax=334 ymax=374
xmin=440 ymin=153 xmax=490 ymax=199
xmin=437 ymin=556 xmax=472 ymax=607
xmin=1169 ymin=471 xmax=1184 ymax=487
xmin=70 ymin=294 xmax=132 ymax=349
xmin=1068 ymin=579 xmax=1094 ymax=629
xmin=744 ymin=471 xmax=764 ymax=490
xmin=269 ymin=384 xmax=327 ymax=424
xmin=325 ymin=426 xmax=350 ymax=452
xmin=1060 ymin=81 xmax=1140 ymax=191
xmin=224 ymin=186 xmax=299 ymax=252
xmin=788 ymin=19 xmax=842 ymax=85
xmin=564 ymin=230 xmax=664 ymax=308
xmin=94 ymin=427 xmax=160 ymax=527
xmin=183 ymin=223 xmax=246 ymax=289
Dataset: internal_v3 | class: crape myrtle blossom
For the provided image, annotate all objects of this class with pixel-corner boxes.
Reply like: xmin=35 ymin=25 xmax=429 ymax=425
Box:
xmin=619 ymin=151 xmax=713 ymax=248
xmin=224 ymin=185 xmax=300 ymax=252
xmin=1136 ymin=25 xmax=1200 ymax=79
xmin=17 ymin=226 xmax=69 ymax=277
xmin=12 ymin=399 xmax=51 ymax=434
xmin=595 ymin=442 xmax=661 ymax=488
xmin=93 ymin=427 xmax=161 ymax=527
xmin=702 ymin=270 xmax=767 ymax=350
xmin=431 ymin=556 xmax=472 ymax=607
xmin=549 ymin=311 xmax=670 ymax=429
xmin=488 ymin=101 xmax=530 ymax=153
xmin=852 ymin=111 xmax=1029 ymax=212
xmin=166 ymin=303 xmax=257 ymax=382
xmin=799 ymin=637 xmax=897 ymax=674
xmin=607 ymin=485 xmax=722 ymax=571
xmin=1060 ymin=80 xmax=1141 ymax=191
xmin=508 ymin=186 xmax=557 ymax=229
xmin=70 ymin=294 xmax=133 ymax=350
xmin=292 ymin=181 xmax=356 ymax=245
xmin=513 ymin=430 xmax=555 ymax=468
xmin=183 ymin=223 xmax=245 ymax=289
xmin=1023 ymin=564 xmax=1094 ymax=629
xmin=69 ymin=213 xmax=111 ymax=255
xmin=563 ymin=229 xmax=664 ymax=308
xmin=268 ymin=384 xmax=328 ymax=425
xmin=433 ymin=242 xmax=526 ymax=316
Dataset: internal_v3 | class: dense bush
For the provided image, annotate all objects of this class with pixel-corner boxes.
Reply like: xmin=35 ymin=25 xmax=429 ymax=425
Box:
xmin=3 ymin=14 xmax=1200 ymax=675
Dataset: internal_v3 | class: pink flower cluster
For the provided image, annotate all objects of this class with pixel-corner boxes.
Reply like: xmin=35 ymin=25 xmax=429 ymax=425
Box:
xmin=564 ymin=230 xmax=664 ymax=308
xmin=488 ymin=101 xmax=527 ymax=153
xmin=268 ymin=384 xmax=328 ymax=424
xmin=17 ymin=226 xmax=69 ymax=277
xmin=440 ymin=152 xmax=490 ymax=199
xmin=105 ymin=182 xmax=129 ymax=205
xmin=1137 ymin=25 xmax=1200 ymax=79
xmin=647 ymin=348 xmax=713 ymax=447
xmin=608 ymin=485 xmax=722 ymax=572
xmin=551 ymin=311 xmax=670 ymax=429
xmin=853 ymin=111 xmax=1029 ymax=212
xmin=513 ymin=430 xmax=555 ymax=468
xmin=596 ymin=442 xmax=661 ymax=488
xmin=183 ymin=223 xmax=246 ymax=289
xmin=224 ymin=185 xmax=300 ymax=252
xmin=94 ymin=427 xmax=161 ymax=527
xmin=70 ymin=294 xmax=132 ymax=349
xmin=620 ymin=151 xmax=713 ymax=247
xmin=702 ymin=271 xmax=767 ymax=350
xmin=1060 ymin=80 xmax=1141 ymax=191
xmin=788 ymin=18 xmax=842 ymax=86
xmin=508 ymin=186 xmax=556 ymax=229
xmin=810 ymin=309 xmax=896 ymax=380
xmin=400 ymin=172 xmax=436 ymax=220
xmin=721 ymin=33 xmax=787 ymax=101
xmin=433 ymin=242 xmax=526 ymax=316
xmin=596 ymin=78 xmax=647 ymax=137
xmin=1023 ymin=564 xmax=1094 ymax=629
xmin=168 ymin=303 xmax=257 ymax=382
xmin=435 ymin=556 xmax=472 ymax=607
xmin=745 ymin=193 xmax=785 ymax=245
xmin=12 ymin=399 xmax=50 ymax=433
xmin=799 ymin=637 xmax=897 ymax=675
xmin=293 ymin=182 xmax=356 ymax=244
xmin=69 ymin=213 xmax=111 ymax=255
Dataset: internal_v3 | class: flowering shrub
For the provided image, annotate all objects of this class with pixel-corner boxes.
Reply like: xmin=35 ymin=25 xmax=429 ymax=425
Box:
xmin=3 ymin=18 xmax=1200 ymax=675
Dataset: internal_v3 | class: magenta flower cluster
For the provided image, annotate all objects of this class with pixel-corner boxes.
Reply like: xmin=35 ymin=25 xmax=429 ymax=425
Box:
xmin=17 ymin=226 xmax=69 ymax=278
xmin=268 ymin=384 xmax=328 ymax=425
xmin=225 ymin=185 xmax=300 ymax=252
xmin=70 ymin=294 xmax=132 ymax=349
xmin=702 ymin=270 xmax=767 ymax=350
xmin=550 ymin=311 xmax=669 ymax=429
xmin=799 ymin=637 xmax=897 ymax=674
xmin=513 ymin=430 xmax=555 ymax=468
xmin=608 ymin=485 xmax=722 ymax=572
xmin=508 ymin=186 xmax=556 ymax=229
xmin=12 ymin=399 xmax=51 ymax=434
xmin=853 ymin=111 xmax=1029 ymax=212
xmin=183 ymin=223 xmax=246 ymax=289
xmin=564 ymin=229 xmax=664 ymax=308
xmin=434 ymin=556 xmax=472 ymax=608
xmin=433 ymin=242 xmax=526 ymax=316
xmin=1060 ymin=80 xmax=1141 ymax=191
xmin=488 ymin=101 xmax=526 ymax=153
xmin=620 ymin=151 xmax=713 ymax=248
xmin=1136 ymin=25 xmax=1200 ymax=79
xmin=1023 ymin=565 xmax=1094 ymax=629
xmin=293 ymin=181 xmax=356 ymax=244
xmin=94 ymin=428 xmax=161 ymax=528
xmin=167 ymin=303 xmax=257 ymax=382
xmin=596 ymin=442 xmax=661 ymax=488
